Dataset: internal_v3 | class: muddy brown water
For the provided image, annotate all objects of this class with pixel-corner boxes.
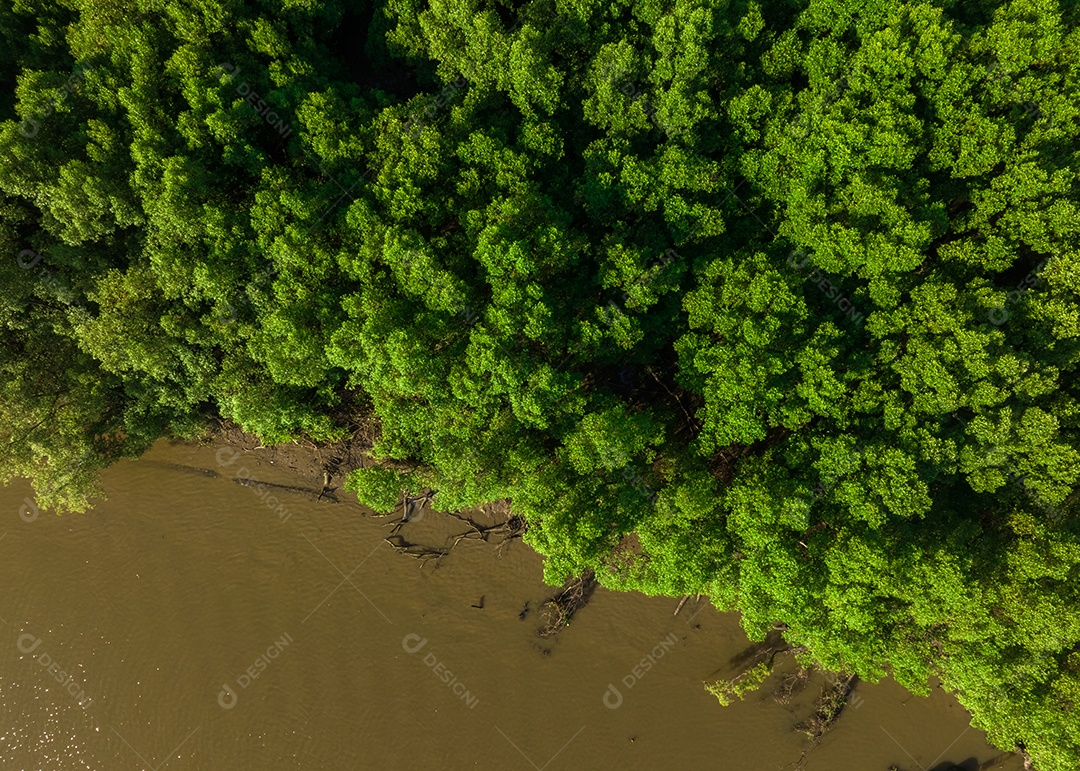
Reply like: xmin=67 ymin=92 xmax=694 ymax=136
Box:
xmin=0 ymin=440 xmax=1024 ymax=770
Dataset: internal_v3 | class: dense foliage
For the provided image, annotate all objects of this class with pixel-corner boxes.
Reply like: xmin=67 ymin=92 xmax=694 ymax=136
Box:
xmin=2 ymin=0 xmax=1078 ymax=765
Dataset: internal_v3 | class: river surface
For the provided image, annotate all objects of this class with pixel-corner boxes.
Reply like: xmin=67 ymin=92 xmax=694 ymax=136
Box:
xmin=0 ymin=439 xmax=1024 ymax=770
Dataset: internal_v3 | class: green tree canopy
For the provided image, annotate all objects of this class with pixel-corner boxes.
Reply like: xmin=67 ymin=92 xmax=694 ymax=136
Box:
xmin=1 ymin=0 xmax=1078 ymax=767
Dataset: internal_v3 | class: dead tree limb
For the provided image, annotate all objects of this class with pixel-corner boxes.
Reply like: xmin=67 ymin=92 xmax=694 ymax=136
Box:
xmin=538 ymin=569 xmax=598 ymax=639
xmin=772 ymin=666 xmax=812 ymax=705
xmin=383 ymin=533 xmax=447 ymax=571
xmin=793 ymin=673 xmax=860 ymax=770
xmin=386 ymin=489 xmax=436 ymax=533
xmin=442 ymin=511 xmax=527 ymax=551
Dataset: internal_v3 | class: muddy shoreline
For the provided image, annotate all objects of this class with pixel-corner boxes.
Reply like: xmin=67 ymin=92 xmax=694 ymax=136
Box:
xmin=171 ymin=422 xmax=1028 ymax=771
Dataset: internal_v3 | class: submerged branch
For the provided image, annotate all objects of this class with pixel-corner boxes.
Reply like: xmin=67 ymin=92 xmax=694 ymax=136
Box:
xmin=538 ymin=569 xmax=598 ymax=639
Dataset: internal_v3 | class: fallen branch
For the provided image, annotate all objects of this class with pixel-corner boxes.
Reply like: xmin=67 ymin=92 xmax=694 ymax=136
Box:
xmin=704 ymin=634 xmax=809 ymax=707
xmin=772 ymin=666 xmax=811 ymax=705
xmin=386 ymin=489 xmax=435 ymax=533
xmin=673 ymin=595 xmax=690 ymax=616
xmin=538 ymin=569 xmax=598 ymax=639
xmin=235 ymin=477 xmax=340 ymax=503
xmin=793 ymin=673 xmax=860 ymax=770
xmin=383 ymin=533 xmax=447 ymax=570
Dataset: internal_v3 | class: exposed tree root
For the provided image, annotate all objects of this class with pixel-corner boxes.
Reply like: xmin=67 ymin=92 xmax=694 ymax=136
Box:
xmin=382 ymin=498 xmax=526 ymax=572
xmin=443 ymin=510 xmax=527 ymax=554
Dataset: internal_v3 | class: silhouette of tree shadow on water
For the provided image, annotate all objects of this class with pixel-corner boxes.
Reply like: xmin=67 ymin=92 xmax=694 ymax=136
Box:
xmin=929 ymin=759 xmax=977 ymax=771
